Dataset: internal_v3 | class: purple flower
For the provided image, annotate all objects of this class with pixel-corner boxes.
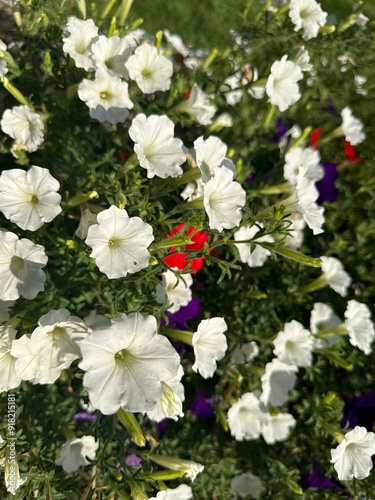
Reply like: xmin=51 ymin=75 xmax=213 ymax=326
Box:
xmin=274 ymin=118 xmax=288 ymax=142
xmin=190 ymin=388 xmax=218 ymax=418
xmin=301 ymin=460 xmax=344 ymax=491
xmin=125 ymin=454 xmax=142 ymax=467
xmin=316 ymin=162 xmax=338 ymax=204
xmin=156 ymin=418 xmax=169 ymax=436
xmin=342 ymin=390 xmax=375 ymax=431
xmin=165 ymin=297 xmax=201 ymax=330
xmin=73 ymin=411 xmax=98 ymax=422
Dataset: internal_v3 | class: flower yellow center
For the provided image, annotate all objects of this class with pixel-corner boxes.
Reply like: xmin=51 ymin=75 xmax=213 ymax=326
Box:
xmin=115 ymin=348 xmax=128 ymax=360
xmin=31 ymin=194 xmax=39 ymax=205
xmin=141 ymin=69 xmax=151 ymax=79
xmin=100 ymin=91 xmax=108 ymax=99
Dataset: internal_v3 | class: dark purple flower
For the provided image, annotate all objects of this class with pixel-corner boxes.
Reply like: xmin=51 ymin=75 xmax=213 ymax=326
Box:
xmin=156 ymin=418 xmax=169 ymax=435
xmin=316 ymin=162 xmax=338 ymax=204
xmin=342 ymin=390 xmax=375 ymax=431
xmin=190 ymin=389 xmax=218 ymax=418
xmin=245 ymin=171 xmax=256 ymax=184
xmin=125 ymin=454 xmax=142 ymax=467
xmin=301 ymin=460 xmax=344 ymax=492
xmin=73 ymin=411 xmax=98 ymax=422
xmin=165 ymin=297 xmax=201 ymax=331
xmin=274 ymin=118 xmax=288 ymax=142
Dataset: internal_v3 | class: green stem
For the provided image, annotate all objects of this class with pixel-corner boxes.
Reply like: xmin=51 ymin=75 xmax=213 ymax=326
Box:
xmin=264 ymin=104 xmax=276 ymax=129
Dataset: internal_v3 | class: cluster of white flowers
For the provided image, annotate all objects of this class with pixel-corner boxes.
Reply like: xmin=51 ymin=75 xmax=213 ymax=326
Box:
xmin=227 ymin=392 xmax=296 ymax=444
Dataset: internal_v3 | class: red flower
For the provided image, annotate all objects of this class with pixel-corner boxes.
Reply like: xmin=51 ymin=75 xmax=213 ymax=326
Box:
xmin=163 ymin=223 xmax=209 ymax=273
xmin=344 ymin=140 xmax=361 ymax=164
xmin=310 ymin=128 xmax=321 ymax=150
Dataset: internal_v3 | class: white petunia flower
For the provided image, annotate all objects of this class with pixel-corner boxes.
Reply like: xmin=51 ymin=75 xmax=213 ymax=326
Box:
xmin=261 ymin=413 xmax=296 ymax=444
xmin=177 ymin=83 xmax=216 ymax=125
xmin=149 ymin=484 xmax=193 ymax=500
xmin=78 ymin=69 xmax=134 ymax=124
xmin=0 ymin=300 xmax=15 ymax=323
xmin=234 ymin=224 xmax=274 ymax=268
xmin=78 ymin=313 xmax=180 ymax=414
xmin=85 ymin=205 xmax=154 ymax=279
xmin=284 ymin=168 xmax=325 ymax=235
xmin=265 ymin=55 xmax=303 ymax=112
xmin=294 ymin=46 xmax=313 ymax=72
xmin=91 ymin=35 xmax=132 ymax=78
xmin=344 ymin=300 xmax=375 ymax=355
xmin=289 ymin=0 xmax=328 ymax=40
xmin=0 ymin=230 xmax=47 ymax=301
xmin=180 ymin=178 xmax=204 ymax=202
xmin=273 ymin=320 xmax=314 ymax=367
xmin=62 ymin=17 xmax=98 ymax=71
xmin=129 ymin=114 xmax=186 ymax=179
xmin=221 ymin=72 xmax=243 ymax=106
xmin=331 ymin=426 xmax=375 ymax=480
xmin=1 ymin=105 xmax=44 ymax=153
xmin=0 ymin=40 xmax=8 ymax=77
xmin=11 ymin=334 xmax=64 ymax=385
xmin=156 ymin=269 xmax=193 ymax=313
xmin=55 ymin=436 xmax=99 ymax=473
xmin=283 ymin=146 xmax=323 ymax=185
xmin=340 ymin=107 xmax=366 ymax=145
xmin=194 ymin=136 xmax=235 ymax=183
xmin=231 ymin=341 xmax=259 ymax=365
xmin=227 ymin=392 xmax=268 ymax=441
xmin=125 ymin=43 xmax=173 ymax=94
xmin=260 ymin=358 xmax=298 ymax=406
xmin=203 ymin=166 xmax=246 ymax=232
xmin=75 ymin=208 xmax=97 ymax=240
xmin=321 ymin=256 xmax=352 ymax=297
xmin=146 ymin=365 xmax=185 ymax=422
xmin=27 ymin=309 xmax=90 ymax=374
xmin=230 ymin=472 xmax=265 ymax=499
xmin=310 ymin=302 xmax=342 ymax=348
xmin=0 ymin=165 xmax=62 ymax=231
xmin=192 ymin=317 xmax=228 ymax=379
xmin=0 ymin=325 xmax=21 ymax=392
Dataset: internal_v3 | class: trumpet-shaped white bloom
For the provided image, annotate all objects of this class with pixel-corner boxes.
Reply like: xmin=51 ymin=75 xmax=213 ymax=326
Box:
xmin=261 ymin=413 xmax=296 ymax=444
xmin=231 ymin=341 xmax=259 ymax=365
xmin=230 ymin=473 xmax=265 ymax=499
xmin=331 ymin=426 xmax=375 ymax=480
xmin=0 ymin=165 xmax=62 ymax=231
xmin=192 ymin=317 xmax=228 ymax=379
xmin=289 ymin=0 xmax=327 ymax=40
xmin=285 ymin=168 xmax=325 ymax=235
xmin=85 ymin=205 xmax=154 ymax=279
xmin=178 ymin=84 xmax=216 ymax=125
xmin=146 ymin=365 xmax=185 ymax=422
xmin=203 ymin=166 xmax=246 ymax=232
xmin=125 ymin=44 xmax=173 ymax=93
xmin=266 ymin=56 xmax=303 ymax=112
xmin=310 ymin=302 xmax=342 ymax=348
xmin=156 ymin=269 xmax=193 ymax=313
xmin=340 ymin=106 xmax=366 ymax=145
xmin=227 ymin=392 xmax=268 ymax=441
xmin=149 ymin=455 xmax=204 ymax=482
xmin=28 ymin=309 xmax=90 ymax=374
xmin=78 ymin=69 xmax=134 ymax=124
xmin=11 ymin=334 xmax=64 ymax=385
xmin=273 ymin=320 xmax=314 ymax=367
xmin=78 ymin=313 xmax=180 ymax=414
xmin=149 ymin=484 xmax=193 ymax=500
xmin=0 ymin=230 xmax=47 ymax=301
xmin=91 ymin=35 xmax=132 ymax=78
xmin=0 ymin=325 xmax=21 ymax=392
xmin=62 ymin=17 xmax=98 ymax=71
xmin=321 ymin=256 xmax=352 ymax=297
xmin=129 ymin=114 xmax=186 ymax=179
xmin=295 ymin=46 xmax=313 ymax=72
xmin=194 ymin=136 xmax=235 ymax=183
xmin=260 ymin=359 xmax=298 ymax=406
xmin=55 ymin=436 xmax=99 ymax=473
xmin=0 ymin=40 xmax=8 ymax=77
xmin=283 ymin=147 xmax=323 ymax=185
xmin=163 ymin=29 xmax=190 ymax=57
xmin=234 ymin=224 xmax=274 ymax=268
xmin=1 ymin=105 xmax=44 ymax=153
xmin=345 ymin=300 xmax=375 ymax=355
